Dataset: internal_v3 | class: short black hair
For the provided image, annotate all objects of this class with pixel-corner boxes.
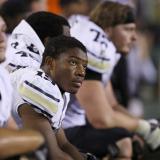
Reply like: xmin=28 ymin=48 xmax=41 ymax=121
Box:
xmin=41 ymin=35 xmax=87 ymax=65
xmin=26 ymin=11 xmax=70 ymax=44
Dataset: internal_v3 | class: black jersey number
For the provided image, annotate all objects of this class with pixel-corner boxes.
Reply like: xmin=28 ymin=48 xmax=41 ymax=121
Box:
xmin=36 ymin=71 xmax=52 ymax=82
xmin=15 ymin=51 xmax=28 ymax=57
xmin=90 ymin=28 xmax=108 ymax=47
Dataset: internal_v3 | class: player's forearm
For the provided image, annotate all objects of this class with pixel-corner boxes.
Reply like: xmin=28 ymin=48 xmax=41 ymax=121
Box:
xmin=61 ymin=142 xmax=84 ymax=160
xmin=87 ymin=107 xmax=138 ymax=131
xmin=113 ymin=103 xmax=136 ymax=118
xmin=32 ymin=121 xmax=73 ymax=160
xmin=0 ymin=128 xmax=44 ymax=159
xmin=48 ymin=147 xmax=74 ymax=160
xmin=111 ymin=110 xmax=139 ymax=131
xmin=43 ymin=130 xmax=73 ymax=160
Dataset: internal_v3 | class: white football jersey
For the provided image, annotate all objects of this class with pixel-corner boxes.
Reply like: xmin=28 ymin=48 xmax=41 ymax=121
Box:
xmin=10 ymin=67 xmax=70 ymax=130
xmin=62 ymin=95 xmax=86 ymax=129
xmin=71 ymin=15 xmax=119 ymax=78
xmin=63 ymin=15 xmax=121 ymax=129
xmin=0 ymin=66 xmax=13 ymax=126
xmin=6 ymin=20 xmax=44 ymax=72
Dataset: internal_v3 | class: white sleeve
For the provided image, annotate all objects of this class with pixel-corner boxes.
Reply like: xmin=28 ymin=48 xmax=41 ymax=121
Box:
xmin=16 ymin=70 xmax=60 ymax=120
xmin=0 ymin=67 xmax=13 ymax=126
xmin=10 ymin=68 xmax=69 ymax=129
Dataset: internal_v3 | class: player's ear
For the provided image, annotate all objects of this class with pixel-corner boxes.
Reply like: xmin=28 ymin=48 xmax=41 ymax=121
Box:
xmin=45 ymin=56 xmax=55 ymax=68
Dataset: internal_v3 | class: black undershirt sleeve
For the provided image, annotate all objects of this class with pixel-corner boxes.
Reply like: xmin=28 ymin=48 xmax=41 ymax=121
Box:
xmin=85 ymin=68 xmax=102 ymax=81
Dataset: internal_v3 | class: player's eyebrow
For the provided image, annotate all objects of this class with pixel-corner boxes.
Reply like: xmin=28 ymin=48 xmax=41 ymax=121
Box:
xmin=68 ymin=56 xmax=87 ymax=62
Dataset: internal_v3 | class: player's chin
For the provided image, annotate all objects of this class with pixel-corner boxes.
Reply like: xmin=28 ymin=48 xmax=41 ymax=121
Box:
xmin=119 ymin=46 xmax=130 ymax=56
xmin=120 ymin=49 xmax=129 ymax=56
xmin=68 ymin=86 xmax=80 ymax=94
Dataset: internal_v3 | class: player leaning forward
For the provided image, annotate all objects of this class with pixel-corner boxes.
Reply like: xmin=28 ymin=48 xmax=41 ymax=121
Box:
xmin=10 ymin=35 xmax=90 ymax=160
xmin=63 ymin=1 xmax=160 ymax=153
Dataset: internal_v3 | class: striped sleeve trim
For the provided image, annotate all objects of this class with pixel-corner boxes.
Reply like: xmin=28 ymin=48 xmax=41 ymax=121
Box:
xmin=88 ymin=58 xmax=111 ymax=72
xmin=87 ymin=49 xmax=110 ymax=61
xmin=31 ymin=104 xmax=53 ymax=118
xmin=18 ymin=82 xmax=58 ymax=113
xmin=24 ymin=81 xmax=60 ymax=102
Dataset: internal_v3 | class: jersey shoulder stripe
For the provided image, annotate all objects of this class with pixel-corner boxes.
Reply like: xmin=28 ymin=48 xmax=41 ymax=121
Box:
xmin=87 ymin=49 xmax=110 ymax=61
xmin=24 ymin=80 xmax=60 ymax=102
xmin=31 ymin=104 xmax=53 ymax=118
xmin=18 ymin=80 xmax=59 ymax=113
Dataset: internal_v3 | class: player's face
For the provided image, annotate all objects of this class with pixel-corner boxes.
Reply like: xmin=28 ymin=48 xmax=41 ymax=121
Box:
xmin=52 ymin=48 xmax=88 ymax=94
xmin=0 ymin=16 xmax=7 ymax=63
xmin=110 ymin=23 xmax=136 ymax=55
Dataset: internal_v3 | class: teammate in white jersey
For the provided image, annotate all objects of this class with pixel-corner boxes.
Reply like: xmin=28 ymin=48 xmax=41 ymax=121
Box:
xmin=0 ymin=66 xmax=14 ymax=127
xmin=0 ymin=13 xmax=19 ymax=128
xmin=6 ymin=11 xmax=70 ymax=72
xmin=11 ymin=35 xmax=90 ymax=160
xmin=0 ymin=14 xmax=14 ymax=127
xmin=63 ymin=1 xmax=160 ymax=159
xmin=0 ymin=14 xmax=45 ymax=159
xmin=64 ymin=13 xmax=132 ymax=160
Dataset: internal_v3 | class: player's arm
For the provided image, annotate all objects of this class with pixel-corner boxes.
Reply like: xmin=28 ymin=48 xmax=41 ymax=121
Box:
xmin=0 ymin=127 xmax=44 ymax=159
xmin=104 ymin=81 xmax=135 ymax=118
xmin=77 ymin=70 xmax=160 ymax=150
xmin=19 ymin=103 xmax=74 ymax=160
xmin=56 ymin=128 xmax=85 ymax=160
xmin=76 ymin=69 xmax=138 ymax=131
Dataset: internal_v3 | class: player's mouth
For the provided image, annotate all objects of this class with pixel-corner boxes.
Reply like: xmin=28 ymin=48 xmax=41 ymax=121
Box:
xmin=72 ymin=80 xmax=83 ymax=88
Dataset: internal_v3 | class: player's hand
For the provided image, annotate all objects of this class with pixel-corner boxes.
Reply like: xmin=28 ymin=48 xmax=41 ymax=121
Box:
xmin=146 ymin=119 xmax=160 ymax=150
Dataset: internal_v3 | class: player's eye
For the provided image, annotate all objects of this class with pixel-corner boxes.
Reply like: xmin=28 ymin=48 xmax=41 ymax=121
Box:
xmin=69 ymin=60 xmax=77 ymax=66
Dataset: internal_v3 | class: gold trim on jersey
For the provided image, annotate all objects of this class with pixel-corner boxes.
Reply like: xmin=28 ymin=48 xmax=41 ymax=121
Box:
xmin=18 ymin=84 xmax=58 ymax=113
xmin=88 ymin=59 xmax=111 ymax=71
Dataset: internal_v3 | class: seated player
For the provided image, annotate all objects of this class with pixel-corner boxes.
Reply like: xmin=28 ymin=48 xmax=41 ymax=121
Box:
xmin=63 ymin=1 xmax=160 ymax=159
xmin=0 ymin=14 xmax=44 ymax=160
xmin=10 ymin=36 xmax=93 ymax=160
xmin=6 ymin=11 xmax=70 ymax=72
